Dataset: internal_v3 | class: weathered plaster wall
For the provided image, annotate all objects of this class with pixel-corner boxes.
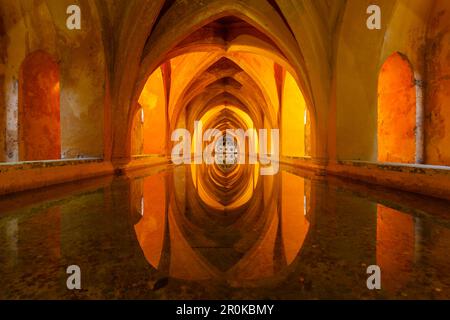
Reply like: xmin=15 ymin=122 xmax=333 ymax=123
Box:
xmin=425 ymin=1 xmax=450 ymax=166
xmin=19 ymin=51 xmax=61 ymax=161
xmin=0 ymin=14 xmax=6 ymax=162
xmin=334 ymin=0 xmax=396 ymax=161
xmin=333 ymin=0 xmax=433 ymax=162
xmin=0 ymin=0 xmax=106 ymax=162
xmin=0 ymin=0 xmax=58 ymax=162
xmin=46 ymin=0 xmax=106 ymax=159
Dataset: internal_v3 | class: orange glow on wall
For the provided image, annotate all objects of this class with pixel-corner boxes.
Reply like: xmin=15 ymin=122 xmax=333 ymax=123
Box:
xmin=282 ymin=71 xmax=307 ymax=158
xmin=19 ymin=51 xmax=61 ymax=161
xmin=378 ymin=53 xmax=416 ymax=163
xmin=136 ymin=67 xmax=166 ymax=155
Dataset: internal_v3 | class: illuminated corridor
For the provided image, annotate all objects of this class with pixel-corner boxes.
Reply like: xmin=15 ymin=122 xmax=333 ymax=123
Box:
xmin=1 ymin=1 xmax=450 ymax=300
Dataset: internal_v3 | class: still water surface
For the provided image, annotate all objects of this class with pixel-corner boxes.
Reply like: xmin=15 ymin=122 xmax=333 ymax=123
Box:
xmin=1 ymin=164 xmax=449 ymax=299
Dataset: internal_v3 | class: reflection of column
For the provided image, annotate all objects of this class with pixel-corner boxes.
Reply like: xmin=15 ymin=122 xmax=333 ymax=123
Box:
xmin=134 ymin=173 xmax=167 ymax=270
xmin=6 ymin=218 xmax=18 ymax=265
xmin=376 ymin=205 xmax=415 ymax=292
xmin=167 ymin=202 xmax=216 ymax=280
xmin=20 ymin=207 xmax=61 ymax=264
xmin=424 ymin=221 xmax=450 ymax=277
xmin=414 ymin=217 xmax=423 ymax=264
xmin=304 ymin=179 xmax=312 ymax=220
xmin=129 ymin=178 xmax=143 ymax=223
xmin=281 ymin=172 xmax=310 ymax=265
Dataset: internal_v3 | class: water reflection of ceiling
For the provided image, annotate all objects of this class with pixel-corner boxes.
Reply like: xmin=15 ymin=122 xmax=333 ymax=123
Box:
xmin=133 ymin=166 xmax=312 ymax=287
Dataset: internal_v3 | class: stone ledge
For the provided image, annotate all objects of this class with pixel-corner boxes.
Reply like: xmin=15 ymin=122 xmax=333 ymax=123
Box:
xmin=116 ymin=155 xmax=169 ymax=174
xmin=280 ymin=156 xmax=326 ymax=175
xmin=0 ymin=159 xmax=114 ymax=196
xmin=327 ymin=160 xmax=450 ymax=201
xmin=0 ymin=158 xmax=103 ymax=173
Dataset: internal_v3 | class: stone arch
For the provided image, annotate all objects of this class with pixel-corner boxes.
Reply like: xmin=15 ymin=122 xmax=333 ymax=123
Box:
xmin=114 ymin=1 xmax=323 ymax=162
xmin=167 ymin=54 xmax=278 ymax=135
xmin=0 ymin=0 xmax=59 ymax=162
xmin=334 ymin=0 xmax=432 ymax=162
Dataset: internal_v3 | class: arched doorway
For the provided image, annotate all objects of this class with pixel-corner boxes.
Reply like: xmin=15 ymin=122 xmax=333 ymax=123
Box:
xmin=19 ymin=51 xmax=61 ymax=161
xmin=377 ymin=52 xmax=417 ymax=163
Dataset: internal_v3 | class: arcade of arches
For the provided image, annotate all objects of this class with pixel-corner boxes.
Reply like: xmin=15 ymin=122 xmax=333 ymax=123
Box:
xmin=1 ymin=0 xmax=450 ymax=299
xmin=0 ymin=0 xmax=449 ymax=198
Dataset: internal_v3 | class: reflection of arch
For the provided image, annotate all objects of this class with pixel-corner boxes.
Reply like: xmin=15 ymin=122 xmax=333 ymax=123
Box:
xmin=19 ymin=51 xmax=60 ymax=161
xmin=133 ymin=166 xmax=313 ymax=286
xmin=377 ymin=52 xmax=419 ymax=164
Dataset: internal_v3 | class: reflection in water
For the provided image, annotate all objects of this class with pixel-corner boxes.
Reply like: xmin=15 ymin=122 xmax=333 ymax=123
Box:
xmin=377 ymin=205 xmax=415 ymax=292
xmin=1 ymin=165 xmax=450 ymax=299
xmin=133 ymin=164 xmax=311 ymax=286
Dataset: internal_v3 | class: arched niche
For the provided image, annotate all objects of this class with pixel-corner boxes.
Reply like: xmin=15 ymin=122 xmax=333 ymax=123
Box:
xmin=377 ymin=52 xmax=417 ymax=164
xmin=19 ymin=51 xmax=61 ymax=161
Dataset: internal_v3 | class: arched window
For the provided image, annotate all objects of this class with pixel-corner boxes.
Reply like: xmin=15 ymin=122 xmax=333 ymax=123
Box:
xmin=19 ymin=51 xmax=60 ymax=161
xmin=378 ymin=52 xmax=417 ymax=163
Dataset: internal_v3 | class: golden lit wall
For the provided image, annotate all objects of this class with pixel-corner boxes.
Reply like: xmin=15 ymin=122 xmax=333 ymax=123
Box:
xmin=282 ymin=72 xmax=307 ymax=158
xmin=378 ymin=53 xmax=416 ymax=163
xmin=134 ymin=67 xmax=167 ymax=156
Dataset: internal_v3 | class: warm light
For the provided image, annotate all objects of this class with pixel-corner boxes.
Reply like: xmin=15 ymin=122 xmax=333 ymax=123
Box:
xmin=378 ymin=52 xmax=416 ymax=163
xmin=282 ymin=71 xmax=308 ymax=158
xmin=133 ymin=67 xmax=166 ymax=155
